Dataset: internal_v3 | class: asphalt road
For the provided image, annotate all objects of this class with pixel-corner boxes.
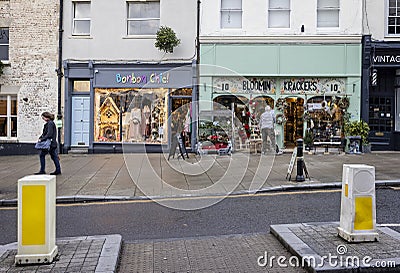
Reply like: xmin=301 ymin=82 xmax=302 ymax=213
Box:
xmin=0 ymin=188 xmax=399 ymax=245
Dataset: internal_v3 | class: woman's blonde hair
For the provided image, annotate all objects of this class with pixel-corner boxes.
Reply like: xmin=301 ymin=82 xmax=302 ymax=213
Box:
xmin=41 ymin=112 xmax=55 ymax=121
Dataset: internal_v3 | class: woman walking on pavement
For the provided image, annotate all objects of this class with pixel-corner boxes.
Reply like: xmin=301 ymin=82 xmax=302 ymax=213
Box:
xmin=35 ymin=112 xmax=62 ymax=175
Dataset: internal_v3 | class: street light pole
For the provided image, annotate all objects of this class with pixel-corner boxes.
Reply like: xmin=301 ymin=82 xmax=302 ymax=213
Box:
xmin=192 ymin=0 xmax=201 ymax=151
xmin=56 ymin=0 xmax=64 ymax=153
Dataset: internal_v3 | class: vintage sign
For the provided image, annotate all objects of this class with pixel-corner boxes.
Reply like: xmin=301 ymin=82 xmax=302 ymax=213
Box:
xmin=373 ymin=55 xmax=400 ymax=64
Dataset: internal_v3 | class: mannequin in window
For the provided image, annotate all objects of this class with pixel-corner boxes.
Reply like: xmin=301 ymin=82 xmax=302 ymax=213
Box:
xmin=129 ymin=108 xmax=141 ymax=141
xmin=142 ymin=105 xmax=151 ymax=139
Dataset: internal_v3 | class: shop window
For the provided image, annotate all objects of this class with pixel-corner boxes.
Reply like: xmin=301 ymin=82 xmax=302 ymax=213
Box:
xmin=127 ymin=1 xmax=160 ymax=35
xmin=171 ymin=88 xmax=192 ymax=96
xmin=94 ymin=88 xmax=168 ymax=143
xmin=305 ymin=96 xmax=344 ymax=141
xmin=0 ymin=28 xmax=9 ymax=61
xmin=73 ymin=80 xmax=90 ymax=92
xmin=72 ymin=2 xmax=91 ymax=35
xmin=0 ymin=95 xmax=17 ymax=138
xmin=221 ymin=0 xmax=242 ymax=29
xmin=317 ymin=0 xmax=340 ymax=28
xmin=268 ymin=0 xmax=290 ymax=28
xmin=388 ymin=0 xmax=400 ymax=35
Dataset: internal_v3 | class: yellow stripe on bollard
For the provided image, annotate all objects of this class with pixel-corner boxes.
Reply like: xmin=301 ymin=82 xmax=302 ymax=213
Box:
xmin=22 ymin=185 xmax=46 ymax=245
xmin=354 ymin=196 xmax=373 ymax=230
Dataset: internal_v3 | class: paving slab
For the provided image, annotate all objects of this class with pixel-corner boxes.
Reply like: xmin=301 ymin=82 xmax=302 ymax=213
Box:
xmin=118 ymin=233 xmax=307 ymax=273
xmin=0 ymin=235 xmax=122 ymax=273
xmin=271 ymin=222 xmax=400 ymax=272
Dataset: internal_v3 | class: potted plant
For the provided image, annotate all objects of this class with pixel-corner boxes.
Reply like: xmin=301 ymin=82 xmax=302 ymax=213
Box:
xmin=155 ymin=26 xmax=181 ymax=53
xmin=344 ymin=120 xmax=371 ymax=153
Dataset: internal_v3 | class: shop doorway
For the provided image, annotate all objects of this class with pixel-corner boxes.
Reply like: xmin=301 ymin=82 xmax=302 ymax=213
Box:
xmin=170 ymin=88 xmax=192 ymax=149
xmin=284 ymin=97 xmax=304 ymax=147
xmin=367 ymin=68 xmax=397 ymax=150
xmin=213 ymin=95 xmax=249 ymax=140
xmin=368 ymin=96 xmax=394 ymax=149
xmin=71 ymin=96 xmax=90 ymax=146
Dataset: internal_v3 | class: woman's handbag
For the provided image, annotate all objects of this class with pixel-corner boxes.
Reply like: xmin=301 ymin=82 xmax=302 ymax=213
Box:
xmin=35 ymin=139 xmax=51 ymax=150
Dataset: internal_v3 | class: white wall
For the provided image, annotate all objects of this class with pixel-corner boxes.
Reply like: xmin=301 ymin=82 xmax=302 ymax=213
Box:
xmin=200 ymin=0 xmax=363 ymax=39
xmin=363 ymin=0 xmax=388 ymax=41
xmin=63 ymin=0 xmax=197 ymax=61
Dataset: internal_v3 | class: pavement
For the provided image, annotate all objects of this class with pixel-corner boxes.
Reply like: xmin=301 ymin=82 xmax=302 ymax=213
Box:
xmin=1 ymin=150 xmax=400 ymax=204
xmin=0 ymin=235 xmax=122 ymax=273
xmin=1 ymin=150 xmax=400 ymax=272
xmin=271 ymin=222 xmax=400 ymax=272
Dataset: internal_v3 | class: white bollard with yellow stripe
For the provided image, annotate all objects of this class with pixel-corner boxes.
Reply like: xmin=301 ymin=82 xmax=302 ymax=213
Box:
xmin=15 ymin=175 xmax=58 ymax=265
xmin=337 ymin=164 xmax=379 ymax=242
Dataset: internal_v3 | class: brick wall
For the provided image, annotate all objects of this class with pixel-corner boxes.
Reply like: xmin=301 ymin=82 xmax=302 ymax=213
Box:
xmin=0 ymin=0 xmax=59 ymax=142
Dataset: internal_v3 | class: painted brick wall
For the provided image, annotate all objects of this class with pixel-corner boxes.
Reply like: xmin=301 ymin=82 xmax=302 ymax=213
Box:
xmin=0 ymin=0 xmax=59 ymax=142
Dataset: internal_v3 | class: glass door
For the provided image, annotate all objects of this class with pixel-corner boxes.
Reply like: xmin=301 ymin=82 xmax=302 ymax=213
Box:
xmin=368 ymin=96 xmax=394 ymax=149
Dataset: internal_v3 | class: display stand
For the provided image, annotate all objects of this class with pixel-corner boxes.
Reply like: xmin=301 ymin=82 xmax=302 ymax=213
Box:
xmin=168 ymin=133 xmax=186 ymax=160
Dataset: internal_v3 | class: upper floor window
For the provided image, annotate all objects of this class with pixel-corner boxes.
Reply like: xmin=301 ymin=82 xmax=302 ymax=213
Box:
xmin=268 ymin=0 xmax=290 ymax=28
xmin=127 ymin=1 xmax=160 ymax=35
xmin=221 ymin=0 xmax=242 ymax=29
xmin=0 ymin=28 xmax=9 ymax=61
xmin=73 ymin=1 xmax=91 ymax=35
xmin=317 ymin=0 xmax=340 ymax=28
xmin=388 ymin=0 xmax=400 ymax=35
xmin=0 ymin=95 xmax=17 ymax=138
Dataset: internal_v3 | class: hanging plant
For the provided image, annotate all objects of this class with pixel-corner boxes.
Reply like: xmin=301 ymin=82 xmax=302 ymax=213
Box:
xmin=155 ymin=26 xmax=181 ymax=53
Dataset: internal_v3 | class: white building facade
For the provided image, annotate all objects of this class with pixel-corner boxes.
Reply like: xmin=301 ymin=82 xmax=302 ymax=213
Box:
xmin=199 ymin=0 xmax=364 ymax=151
xmin=62 ymin=0 xmax=197 ymax=153
xmin=361 ymin=0 xmax=400 ymax=150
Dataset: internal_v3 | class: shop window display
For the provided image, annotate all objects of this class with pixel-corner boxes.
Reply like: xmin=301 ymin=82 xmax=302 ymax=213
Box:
xmin=305 ymin=96 xmax=346 ymax=142
xmin=211 ymin=95 xmax=274 ymax=150
xmin=198 ymin=105 xmax=233 ymax=153
xmin=94 ymin=88 xmax=168 ymax=143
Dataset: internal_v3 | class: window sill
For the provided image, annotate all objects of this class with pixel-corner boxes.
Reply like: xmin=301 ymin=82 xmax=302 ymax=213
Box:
xmin=220 ymin=28 xmax=243 ymax=31
xmin=0 ymin=60 xmax=10 ymax=65
xmin=0 ymin=138 xmax=18 ymax=143
xmin=123 ymin=35 xmax=156 ymax=39
xmin=316 ymin=28 xmax=341 ymax=34
xmin=384 ymin=35 xmax=400 ymax=39
xmin=69 ymin=35 xmax=93 ymax=39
